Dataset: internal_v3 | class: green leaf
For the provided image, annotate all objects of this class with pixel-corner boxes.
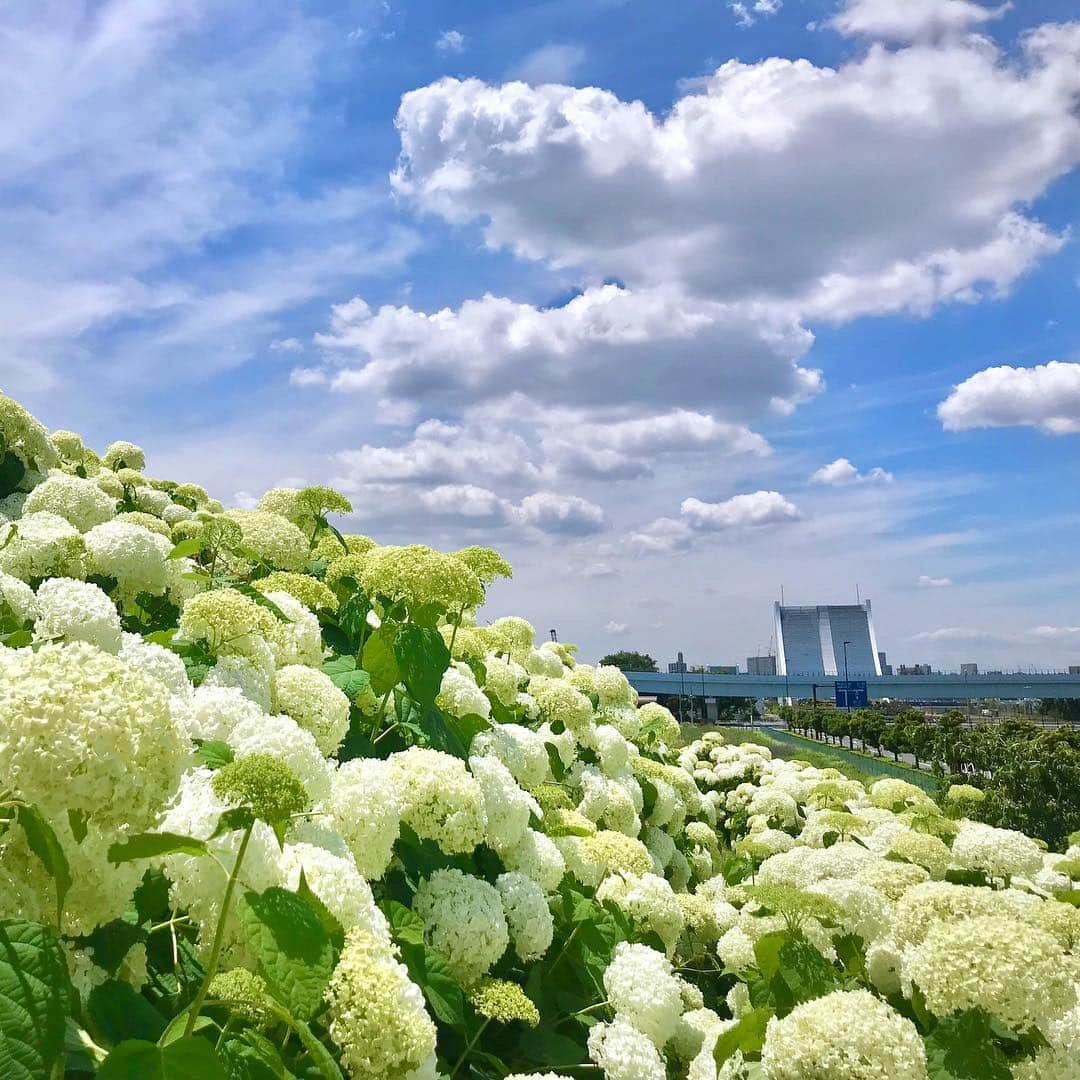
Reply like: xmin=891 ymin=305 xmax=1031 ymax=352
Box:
xmin=1055 ymin=889 xmax=1080 ymax=908
xmin=97 ymin=1037 xmax=228 ymax=1079
xmin=14 ymin=805 xmax=71 ymax=923
xmin=713 ymin=1005 xmax=773 ymax=1066
xmin=0 ymin=919 xmax=72 ymax=1080
xmin=233 ymin=583 xmax=292 ymax=623
xmin=193 ymin=740 xmax=234 ymax=771
xmin=166 ymin=538 xmax=204 ymax=560
xmin=393 ymin=624 xmax=451 ymax=707
xmin=545 ymin=742 xmax=567 ymax=781
xmin=239 ymin=888 xmax=333 ymax=1022
xmin=321 ymin=656 xmax=372 ymax=701
xmin=924 ymin=1010 xmax=1012 ymax=1079
xmin=295 ymin=868 xmax=344 ymax=953
xmin=400 ymin=941 xmax=466 ymax=1029
xmin=219 ymin=1031 xmax=295 ymax=1080
xmin=381 ymin=899 xmax=425 ymax=947
xmin=776 ymin=937 xmax=842 ymax=1003
xmin=752 ymin=930 xmax=789 ymax=981
xmin=108 ymin=832 xmax=208 ymax=864
xmin=81 ymin=918 xmax=143 ymax=976
xmin=360 ymin=625 xmax=402 ymax=696
xmin=0 ymin=451 xmax=26 ymax=499
xmin=87 ymin=979 xmax=167 ymax=1045
xmin=67 ymin=808 xmax=89 ymax=844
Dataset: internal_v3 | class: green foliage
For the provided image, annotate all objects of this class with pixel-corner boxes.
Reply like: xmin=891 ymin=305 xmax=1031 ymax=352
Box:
xmin=239 ymin=887 xmax=334 ymax=1022
xmin=598 ymin=650 xmax=659 ymax=672
xmin=96 ymin=1037 xmax=228 ymax=1079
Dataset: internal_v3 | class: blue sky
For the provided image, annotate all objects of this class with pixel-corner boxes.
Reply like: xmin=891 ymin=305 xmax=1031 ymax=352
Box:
xmin=3 ymin=0 xmax=1079 ymax=670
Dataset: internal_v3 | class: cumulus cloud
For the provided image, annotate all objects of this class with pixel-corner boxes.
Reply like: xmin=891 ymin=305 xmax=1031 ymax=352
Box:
xmin=511 ymin=44 xmax=587 ymax=84
xmin=436 ymin=29 xmax=466 ymax=53
xmin=419 ymin=484 xmax=510 ymax=522
xmin=391 ymin=30 xmax=1079 ymax=319
xmin=917 ymin=575 xmax=954 ymax=588
xmin=332 ymin=419 xmax=542 ymax=491
xmin=514 ymin=491 xmax=606 ymax=536
xmin=810 ymin=458 xmax=893 ymax=485
xmin=681 ymin=491 xmax=801 ymax=530
xmin=729 ymin=0 xmax=781 ymax=28
xmin=630 ymin=490 xmax=800 ymax=552
xmin=912 ymin=626 xmax=1005 ymax=642
xmin=544 ymin=409 xmax=771 ymax=479
xmin=831 ymin=0 xmax=1010 ymax=42
xmin=938 ymin=361 xmax=1080 ymax=434
xmin=604 ymin=620 xmax=629 ymax=634
xmin=312 ymin=284 xmax=819 ymax=420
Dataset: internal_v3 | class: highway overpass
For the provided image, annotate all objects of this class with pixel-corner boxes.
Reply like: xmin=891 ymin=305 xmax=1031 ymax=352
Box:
xmin=624 ymin=670 xmax=1080 ymax=702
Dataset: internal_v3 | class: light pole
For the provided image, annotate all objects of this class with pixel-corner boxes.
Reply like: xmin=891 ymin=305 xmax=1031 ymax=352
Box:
xmin=842 ymin=640 xmax=852 ymax=713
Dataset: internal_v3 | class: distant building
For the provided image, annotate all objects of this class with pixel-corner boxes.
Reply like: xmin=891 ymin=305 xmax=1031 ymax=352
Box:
xmin=898 ymin=663 xmax=932 ymax=676
xmin=668 ymin=651 xmax=688 ymax=674
xmin=747 ymin=655 xmax=777 ymax=676
xmin=775 ymin=601 xmax=882 ymax=677
xmin=960 ymin=663 xmax=979 ymax=676
xmin=877 ymin=651 xmax=893 ymax=676
xmin=1070 ymin=665 xmax=1080 ymax=675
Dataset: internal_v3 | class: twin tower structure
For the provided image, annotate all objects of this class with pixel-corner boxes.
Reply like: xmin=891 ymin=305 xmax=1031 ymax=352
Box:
xmin=774 ymin=601 xmax=882 ymax=678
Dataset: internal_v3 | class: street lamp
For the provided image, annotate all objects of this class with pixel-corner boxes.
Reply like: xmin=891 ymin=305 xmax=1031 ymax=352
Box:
xmin=842 ymin=640 xmax=852 ymax=712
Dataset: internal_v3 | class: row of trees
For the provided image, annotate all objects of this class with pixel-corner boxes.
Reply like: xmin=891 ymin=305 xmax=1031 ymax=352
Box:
xmin=780 ymin=704 xmax=1080 ymax=848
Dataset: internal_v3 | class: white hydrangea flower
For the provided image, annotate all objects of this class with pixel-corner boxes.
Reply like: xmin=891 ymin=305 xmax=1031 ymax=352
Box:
xmin=759 ymin=990 xmax=926 ymax=1080
xmin=717 ymin=927 xmax=756 ymax=973
xmin=496 ymin=871 xmax=554 ymax=963
xmin=501 ymin=828 xmax=567 ymax=893
xmin=0 ymin=568 xmax=38 ymax=621
xmin=390 ymin=747 xmax=487 ymax=855
xmin=587 ymin=1017 xmax=667 ymax=1080
xmin=525 ymin=647 xmax=565 ymax=678
xmin=413 ymin=868 xmax=509 ymax=986
xmin=950 ymin=821 xmax=1042 ymax=881
xmin=84 ymin=520 xmax=170 ymax=596
xmin=230 ymin=710 xmax=332 ymax=807
xmin=188 ymin=684 xmax=266 ymax=743
xmin=470 ymin=754 xmax=540 ymax=853
xmin=806 ymin=879 xmax=891 ymax=942
xmin=903 ymin=915 xmax=1076 ymax=1035
xmin=483 ymin=653 xmax=526 ymax=707
xmin=272 ymin=665 xmax=350 ymax=756
xmin=0 ymin=641 xmax=187 ymax=832
xmin=597 ymin=873 xmax=685 ymax=954
xmin=33 ymin=578 xmax=121 ymax=653
xmin=279 ymin=842 xmax=391 ymax=946
xmin=471 ymin=723 xmax=551 ymax=790
xmin=0 ymin=512 xmax=86 ymax=582
xmin=24 ymin=474 xmax=116 ymax=532
xmin=602 ymin=942 xmax=685 ymax=1048
xmin=118 ymin=631 xmax=194 ymax=708
xmin=262 ymin=590 xmax=322 ymax=667
xmin=329 ymin=757 xmax=402 ymax=880
xmin=437 ymin=661 xmax=492 ymax=720
xmin=325 ymin=928 xmax=438 ymax=1080
xmin=203 ymin=652 xmax=272 ymax=710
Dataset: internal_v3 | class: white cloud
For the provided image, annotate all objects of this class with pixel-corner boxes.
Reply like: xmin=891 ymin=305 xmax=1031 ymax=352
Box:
xmin=332 ymin=419 xmax=542 ymax=491
xmin=917 ymin=575 xmax=954 ymax=588
xmin=392 ymin=29 xmax=1079 ymax=321
xmin=938 ymin=361 xmax=1080 ymax=434
xmin=515 ymin=491 xmax=606 ymax=536
xmin=1028 ymin=625 xmax=1080 ymax=639
xmin=729 ymin=0 xmax=782 ymax=28
xmin=436 ymin=29 xmax=466 ymax=53
xmin=510 ymin=44 xmax=587 ymax=85
xmin=810 ymin=458 xmax=893 ymax=485
xmin=604 ymin=620 xmax=629 ymax=635
xmin=312 ymin=284 xmax=819 ymax=421
xmin=270 ymin=337 xmax=304 ymax=354
xmin=832 ymin=0 xmax=1010 ymax=42
xmin=681 ymin=491 xmax=801 ymax=530
xmin=627 ymin=517 xmax=694 ymax=554
xmin=419 ymin=484 xmax=510 ymax=521
xmin=912 ymin=626 xmax=1005 ymax=642
xmin=583 ymin=562 xmax=617 ymax=578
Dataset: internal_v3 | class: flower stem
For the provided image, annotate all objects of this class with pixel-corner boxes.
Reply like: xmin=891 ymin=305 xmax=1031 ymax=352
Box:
xmin=450 ymin=1018 xmax=490 ymax=1078
xmin=182 ymin=819 xmax=254 ymax=1038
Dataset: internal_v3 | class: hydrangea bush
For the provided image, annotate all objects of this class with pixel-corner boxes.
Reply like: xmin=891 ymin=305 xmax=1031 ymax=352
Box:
xmin=0 ymin=391 xmax=1079 ymax=1080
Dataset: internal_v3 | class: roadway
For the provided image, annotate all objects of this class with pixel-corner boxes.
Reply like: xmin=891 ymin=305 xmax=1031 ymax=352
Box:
xmin=624 ymin=670 xmax=1080 ymax=702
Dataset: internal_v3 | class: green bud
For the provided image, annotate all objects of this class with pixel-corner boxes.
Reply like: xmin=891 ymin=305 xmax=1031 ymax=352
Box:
xmin=211 ymin=753 xmax=310 ymax=825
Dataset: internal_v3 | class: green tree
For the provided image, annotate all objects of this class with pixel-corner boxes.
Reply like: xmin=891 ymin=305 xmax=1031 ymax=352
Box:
xmin=599 ymin=650 xmax=659 ymax=672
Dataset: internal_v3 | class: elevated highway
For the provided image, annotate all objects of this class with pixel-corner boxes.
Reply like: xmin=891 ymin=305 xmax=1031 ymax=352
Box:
xmin=624 ymin=670 xmax=1080 ymax=702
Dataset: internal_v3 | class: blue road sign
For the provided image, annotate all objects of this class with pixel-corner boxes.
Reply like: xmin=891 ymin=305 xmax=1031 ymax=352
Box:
xmin=835 ymin=680 xmax=868 ymax=708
